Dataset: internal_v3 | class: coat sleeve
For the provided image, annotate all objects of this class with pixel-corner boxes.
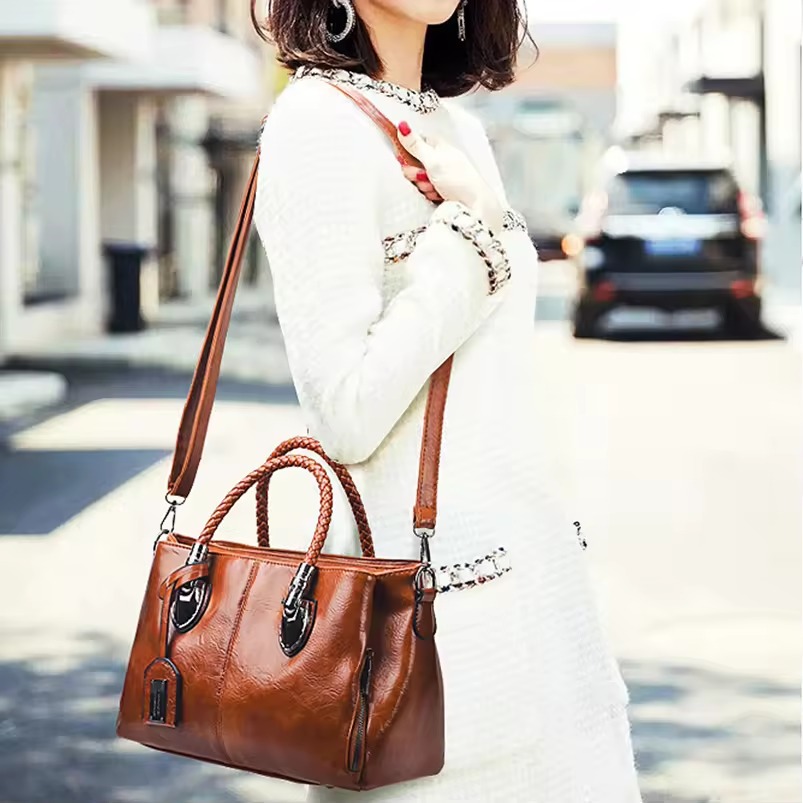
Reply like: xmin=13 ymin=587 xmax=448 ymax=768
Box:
xmin=449 ymin=101 xmax=542 ymax=273
xmin=254 ymin=82 xmax=510 ymax=464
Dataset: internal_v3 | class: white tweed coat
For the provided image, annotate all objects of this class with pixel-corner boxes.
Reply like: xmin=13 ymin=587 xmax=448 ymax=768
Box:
xmin=254 ymin=69 xmax=642 ymax=803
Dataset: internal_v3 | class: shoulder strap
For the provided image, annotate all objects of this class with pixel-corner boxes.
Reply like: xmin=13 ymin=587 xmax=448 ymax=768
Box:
xmin=167 ymin=83 xmax=451 ymax=532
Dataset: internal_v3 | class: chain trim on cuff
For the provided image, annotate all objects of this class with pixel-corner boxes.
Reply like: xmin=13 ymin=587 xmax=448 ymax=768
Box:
xmin=383 ymin=208 xmax=527 ymax=267
xmin=434 ymin=204 xmax=512 ymax=295
xmin=502 ymin=209 xmax=528 ymax=234
xmin=383 ymin=226 xmax=427 ymax=265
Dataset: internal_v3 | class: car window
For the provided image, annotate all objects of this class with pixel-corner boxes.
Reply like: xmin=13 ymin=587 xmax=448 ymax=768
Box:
xmin=606 ymin=170 xmax=739 ymax=215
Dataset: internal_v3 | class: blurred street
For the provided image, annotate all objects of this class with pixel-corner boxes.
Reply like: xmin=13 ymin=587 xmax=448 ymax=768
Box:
xmin=0 ymin=0 xmax=799 ymax=801
xmin=0 ymin=265 xmax=799 ymax=803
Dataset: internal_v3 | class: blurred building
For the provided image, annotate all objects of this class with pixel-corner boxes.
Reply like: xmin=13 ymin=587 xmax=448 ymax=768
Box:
xmin=464 ymin=23 xmax=618 ymax=260
xmin=617 ymin=0 xmax=802 ymax=296
xmin=0 ymin=0 xmax=274 ymax=362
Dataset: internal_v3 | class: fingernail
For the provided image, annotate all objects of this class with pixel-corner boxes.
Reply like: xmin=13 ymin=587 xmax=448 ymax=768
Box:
xmin=396 ymin=155 xmax=405 ymax=164
xmin=398 ymin=121 xmax=411 ymax=136
xmin=416 ymin=171 xmax=428 ymax=182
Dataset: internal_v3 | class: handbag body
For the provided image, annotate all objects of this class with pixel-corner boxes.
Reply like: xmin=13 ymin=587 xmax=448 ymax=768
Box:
xmin=116 ymin=84 xmax=453 ymax=791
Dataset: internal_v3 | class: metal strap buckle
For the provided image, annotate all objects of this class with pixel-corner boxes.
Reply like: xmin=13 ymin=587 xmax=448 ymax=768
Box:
xmin=153 ymin=500 xmax=180 ymax=552
xmin=413 ymin=526 xmax=435 ymax=565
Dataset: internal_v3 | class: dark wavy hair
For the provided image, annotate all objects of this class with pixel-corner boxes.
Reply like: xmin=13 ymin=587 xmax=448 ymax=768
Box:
xmin=251 ymin=0 xmax=535 ymax=97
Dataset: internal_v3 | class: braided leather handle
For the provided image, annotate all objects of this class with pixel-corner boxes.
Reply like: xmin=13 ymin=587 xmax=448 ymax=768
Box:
xmin=255 ymin=436 xmax=374 ymax=555
xmin=167 ymin=83 xmax=453 ymax=533
xmin=198 ymin=453 xmax=370 ymax=567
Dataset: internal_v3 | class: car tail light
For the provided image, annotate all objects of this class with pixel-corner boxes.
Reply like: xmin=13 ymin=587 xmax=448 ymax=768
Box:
xmin=730 ymin=278 xmax=756 ymax=299
xmin=737 ymin=191 xmax=766 ymax=240
xmin=593 ymin=281 xmax=617 ymax=302
xmin=561 ymin=233 xmax=585 ymax=258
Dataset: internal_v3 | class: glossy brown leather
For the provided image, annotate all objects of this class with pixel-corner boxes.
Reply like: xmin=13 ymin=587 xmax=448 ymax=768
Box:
xmin=118 ymin=453 xmax=444 ymax=789
xmin=118 ymin=86 xmax=450 ymax=790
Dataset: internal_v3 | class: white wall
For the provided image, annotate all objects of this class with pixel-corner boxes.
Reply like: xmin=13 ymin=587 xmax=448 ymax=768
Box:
xmin=0 ymin=62 xmax=29 ymax=358
xmin=762 ymin=0 xmax=802 ymax=295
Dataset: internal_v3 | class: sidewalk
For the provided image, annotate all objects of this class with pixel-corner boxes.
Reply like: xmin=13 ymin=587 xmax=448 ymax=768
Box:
xmin=0 ymin=370 xmax=67 ymax=420
xmin=10 ymin=286 xmax=292 ymax=386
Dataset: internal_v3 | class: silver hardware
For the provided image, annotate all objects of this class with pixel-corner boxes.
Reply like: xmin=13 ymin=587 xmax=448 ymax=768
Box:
xmin=171 ymin=576 xmax=211 ymax=633
xmin=437 ymin=204 xmax=512 ymax=295
xmin=383 ymin=226 xmax=427 ymax=265
xmin=414 ymin=564 xmax=437 ymax=592
xmin=187 ymin=542 xmax=209 ymax=566
xmin=280 ymin=563 xmax=318 ymax=657
xmin=293 ymin=67 xmax=441 ymax=115
xmin=152 ymin=501 xmax=179 ymax=551
xmin=502 ymin=209 xmax=528 ymax=234
xmin=433 ymin=547 xmax=512 ymax=593
xmin=325 ymin=0 xmax=356 ymax=43
xmin=164 ymin=492 xmax=186 ymax=506
xmin=284 ymin=562 xmax=317 ymax=613
xmin=414 ymin=526 xmax=435 ymax=565
xmin=457 ymin=0 xmax=467 ymax=41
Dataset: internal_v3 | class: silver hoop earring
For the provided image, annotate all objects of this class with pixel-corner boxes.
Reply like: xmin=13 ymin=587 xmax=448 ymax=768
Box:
xmin=457 ymin=0 xmax=467 ymax=41
xmin=325 ymin=0 xmax=356 ymax=43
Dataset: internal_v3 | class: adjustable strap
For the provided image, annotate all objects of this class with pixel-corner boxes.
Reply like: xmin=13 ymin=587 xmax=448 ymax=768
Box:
xmin=166 ymin=83 xmax=453 ymax=533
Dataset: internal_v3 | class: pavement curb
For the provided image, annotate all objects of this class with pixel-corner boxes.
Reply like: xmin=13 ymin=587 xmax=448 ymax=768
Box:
xmin=0 ymin=370 xmax=68 ymax=421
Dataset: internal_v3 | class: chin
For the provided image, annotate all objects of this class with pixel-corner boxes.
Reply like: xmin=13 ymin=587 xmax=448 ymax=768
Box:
xmin=384 ymin=0 xmax=461 ymax=26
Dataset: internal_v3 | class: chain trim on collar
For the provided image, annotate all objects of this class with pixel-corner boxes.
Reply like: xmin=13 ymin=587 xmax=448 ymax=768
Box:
xmin=293 ymin=67 xmax=441 ymax=114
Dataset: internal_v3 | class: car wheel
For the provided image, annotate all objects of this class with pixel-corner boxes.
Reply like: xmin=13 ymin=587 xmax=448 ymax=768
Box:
xmin=722 ymin=297 xmax=765 ymax=339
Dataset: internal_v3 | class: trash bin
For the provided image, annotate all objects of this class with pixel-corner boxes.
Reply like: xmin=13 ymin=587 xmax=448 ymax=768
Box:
xmin=103 ymin=242 xmax=149 ymax=333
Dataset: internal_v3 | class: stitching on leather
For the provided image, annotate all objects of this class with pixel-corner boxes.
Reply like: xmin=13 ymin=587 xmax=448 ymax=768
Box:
xmin=213 ymin=561 xmax=259 ymax=763
xmin=165 ymin=542 xmax=417 ymax=579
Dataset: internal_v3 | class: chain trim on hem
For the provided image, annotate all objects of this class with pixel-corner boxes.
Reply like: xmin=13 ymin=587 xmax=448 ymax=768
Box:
xmin=433 ymin=547 xmax=512 ymax=593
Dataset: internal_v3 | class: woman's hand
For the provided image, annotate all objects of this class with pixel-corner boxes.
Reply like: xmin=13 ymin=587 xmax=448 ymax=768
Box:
xmin=396 ymin=120 xmax=505 ymax=232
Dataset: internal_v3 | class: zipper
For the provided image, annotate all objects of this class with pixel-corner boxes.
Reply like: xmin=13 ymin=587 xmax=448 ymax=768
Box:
xmin=349 ymin=649 xmax=373 ymax=774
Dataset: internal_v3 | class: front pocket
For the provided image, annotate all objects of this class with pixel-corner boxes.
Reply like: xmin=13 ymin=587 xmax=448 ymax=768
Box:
xmin=348 ymin=648 xmax=374 ymax=775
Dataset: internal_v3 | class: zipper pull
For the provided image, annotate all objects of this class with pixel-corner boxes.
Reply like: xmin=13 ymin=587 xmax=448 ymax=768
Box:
xmin=360 ymin=649 xmax=373 ymax=696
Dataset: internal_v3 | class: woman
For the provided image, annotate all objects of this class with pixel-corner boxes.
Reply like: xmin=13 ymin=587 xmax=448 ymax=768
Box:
xmin=252 ymin=1 xmax=642 ymax=801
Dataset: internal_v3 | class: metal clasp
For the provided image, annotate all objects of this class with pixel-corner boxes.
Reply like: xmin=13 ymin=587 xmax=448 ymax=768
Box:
xmin=283 ymin=563 xmax=317 ymax=615
xmin=414 ymin=526 xmax=435 ymax=565
xmin=153 ymin=502 xmax=180 ymax=552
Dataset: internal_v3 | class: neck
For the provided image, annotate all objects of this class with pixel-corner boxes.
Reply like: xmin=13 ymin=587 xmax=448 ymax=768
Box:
xmin=355 ymin=5 xmax=427 ymax=92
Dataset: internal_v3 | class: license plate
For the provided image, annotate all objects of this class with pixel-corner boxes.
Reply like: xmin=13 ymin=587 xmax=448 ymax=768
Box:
xmin=645 ymin=238 xmax=702 ymax=257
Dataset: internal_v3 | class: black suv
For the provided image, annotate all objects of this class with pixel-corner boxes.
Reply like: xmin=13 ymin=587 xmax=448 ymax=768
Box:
xmin=569 ymin=160 xmax=765 ymax=338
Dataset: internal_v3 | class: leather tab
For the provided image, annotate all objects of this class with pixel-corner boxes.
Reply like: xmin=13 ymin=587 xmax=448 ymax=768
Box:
xmin=143 ymin=657 xmax=182 ymax=727
xmin=158 ymin=562 xmax=210 ymax=600
xmin=413 ymin=588 xmax=438 ymax=640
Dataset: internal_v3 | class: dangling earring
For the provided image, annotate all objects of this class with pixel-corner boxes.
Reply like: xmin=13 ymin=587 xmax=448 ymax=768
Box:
xmin=325 ymin=0 xmax=356 ymax=43
xmin=457 ymin=0 xmax=467 ymax=42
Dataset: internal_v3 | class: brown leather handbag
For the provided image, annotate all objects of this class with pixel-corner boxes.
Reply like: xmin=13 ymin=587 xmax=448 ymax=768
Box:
xmin=116 ymin=85 xmax=452 ymax=791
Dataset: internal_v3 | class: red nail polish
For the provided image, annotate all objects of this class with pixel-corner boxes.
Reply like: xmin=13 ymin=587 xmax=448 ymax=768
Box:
xmin=396 ymin=155 xmax=405 ymax=164
xmin=416 ymin=171 xmax=428 ymax=182
xmin=398 ymin=121 xmax=411 ymax=136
